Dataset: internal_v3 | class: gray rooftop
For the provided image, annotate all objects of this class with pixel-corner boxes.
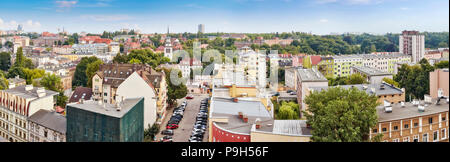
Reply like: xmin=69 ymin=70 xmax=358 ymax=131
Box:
xmin=297 ymin=68 xmax=327 ymax=82
xmin=212 ymin=97 xmax=272 ymax=134
xmin=352 ymin=66 xmax=392 ymax=76
xmin=28 ymin=109 xmax=66 ymax=134
xmin=310 ymin=83 xmax=403 ymax=96
xmin=67 ymin=98 xmax=143 ymax=118
xmin=377 ymin=98 xmax=449 ymax=122
xmin=272 ymin=120 xmax=311 ymax=136
xmin=211 ymin=97 xmax=271 ymax=118
xmin=3 ymin=85 xmax=59 ymax=99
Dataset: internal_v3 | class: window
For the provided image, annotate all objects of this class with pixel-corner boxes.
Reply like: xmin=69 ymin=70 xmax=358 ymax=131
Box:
xmin=44 ymin=130 xmax=48 ymax=138
xmin=414 ymin=123 xmax=419 ymax=128
xmin=413 ymin=135 xmax=419 ymax=142
xmin=373 ymin=129 xmax=378 ymax=133
xmin=442 ymin=117 xmax=446 ymax=121
xmin=393 ymin=126 xmax=399 ymax=131
xmin=423 ymin=134 xmax=428 ymax=142
xmin=429 ymin=131 xmax=440 ymax=143
xmin=404 ymin=124 xmax=409 ymax=129
xmin=392 ymin=138 xmax=400 ymax=142
xmin=442 ymin=129 xmax=447 ymax=140
xmin=382 ymin=128 xmax=387 ymax=132
xmin=403 ymin=137 xmax=410 ymax=142
xmin=428 ymin=118 xmax=433 ymax=124
xmin=104 ymin=93 xmax=107 ymax=96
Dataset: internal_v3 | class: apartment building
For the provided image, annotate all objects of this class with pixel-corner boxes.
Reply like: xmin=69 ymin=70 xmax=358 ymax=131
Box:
xmin=28 ymin=109 xmax=66 ymax=142
xmin=296 ymin=68 xmax=328 ymax=117
xmin=351 ymin=66 xmax=393 ymax=84
xmin=92 ymin=64 xmax=168 ymax=127
xmin=429 ymin=68 xmax=449 ymax=99
xmin=399 ymin=30 xmax=425 ymax=63
xmin=310 ymin=82 xmax=406 ymax=105
xmin=179 ymin=58 xmax=202 ymax=79
xmin=332 ymin=55 xmax=363 ymax=77
xmin=0 ymin=85 xmax=58 ymax=142
xmin=209 ymin=86 xmax=311 ymax=142
xmin=66 ymin=98 xmax=144 ymax=142
xmin=239 ymin=48 xmax=267 ymax=87
xmin=371 ymin=95 xmax=449 ymax=142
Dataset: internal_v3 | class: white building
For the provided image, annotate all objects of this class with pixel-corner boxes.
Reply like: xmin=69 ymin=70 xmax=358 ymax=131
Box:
xmin=116 ymin=72 xmax=158 ymax=129
xmin=0 ymin=85 xmax=58 ymax=142
xmin=399 ymin=30 xmax=425 ymax=63
xmin=239 ymin=48 xmax=267 ymax=88
xmin=164 ymin=38 xmax=173 ymax=60
xmin=179 ymin=58 xmax=202 ymax=79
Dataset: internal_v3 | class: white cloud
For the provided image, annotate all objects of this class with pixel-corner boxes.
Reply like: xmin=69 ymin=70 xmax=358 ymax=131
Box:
xmin=55 ymin=0 xmax=78 ymax=12
xmin=0 ymin=18 xmax=42 ymax=31
xmin=319 ymin=19 xmax=329 ymax=23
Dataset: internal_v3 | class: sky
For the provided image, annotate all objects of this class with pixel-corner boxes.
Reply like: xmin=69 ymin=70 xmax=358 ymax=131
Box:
xmin=0 ymin=0 xmax=448 ymax=35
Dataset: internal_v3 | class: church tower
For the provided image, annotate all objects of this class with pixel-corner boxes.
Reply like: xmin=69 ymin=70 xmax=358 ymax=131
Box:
xmin=164 ymin=26 xmax=173 ymax=60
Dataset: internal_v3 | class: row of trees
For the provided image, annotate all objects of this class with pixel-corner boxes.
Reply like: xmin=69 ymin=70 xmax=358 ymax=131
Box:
xmin=394 ymin=59 xmax=436 ymax=101
xmin=113 ymin=49 xmax=170 ymax=69
xmin=73 ymin=56 xmax=103 ymax=87
xmin=327 ymin=73 xmax=368 ymax=86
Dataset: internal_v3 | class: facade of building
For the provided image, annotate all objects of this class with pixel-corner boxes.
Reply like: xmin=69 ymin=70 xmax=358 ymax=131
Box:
xmin=239 ymin=48 xmax=267 ymax=87
xmin=28 ymin=109 xmax=66 ymax=142
xmin=399 ymin=30 xmax=425 ymax=63
xmin=0 ymin=85 xmax=58 ymax=142
xmin=66 ymin=98 xmax=144 ymax=142
xmin=429 ymin=68 xmax=449 ymax=99
xmin=92 ymin=64 xmax=167 ymax=127
xmin=310 ymin=82 xmax=406 ymax=105
xmin=198 ymin=24 xmax=205 ymax=33
xmin=209 ymin=86 xmax=311 ymax=142
xmin=296 ymin=68 xmax=328 ymax=117
xmin=351 ymin=66 xmax=393 ymax=84
xmin=371 ymin=97 xmax=449 ymax=142
xmin=179 ymin=58 xmax=202 ymax=79
xmin=332 ymin=55 xmax=363 ymax=77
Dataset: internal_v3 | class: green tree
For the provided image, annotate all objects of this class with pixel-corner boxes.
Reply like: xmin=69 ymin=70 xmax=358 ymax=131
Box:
xmin=7 ymin=67 xmax=26 ymax=79
xmin=304 ymin=87 xmax=379 ymax=142
xmin=0 ymin=52 xmax=11 ymax=71
xmin=56 ymin=92 xmax=68 ymax=108
xmin=303 ymin=56 xmax=312 ymax=69
xmin=113 ymin=53 xmax=128 ymax=63
xmin=0 ymin=71 xmax=8 ymax=90
xmin=434 ymin=60 xmax=449 ymax=69
xmin=40 ymin=73 xmax=63 ymax=92
xmin=382 ymin=77 xmax=399 ymax=87
xmin=346 ymin=73 xmax=367 ymax=85
xmin=128 ymin=58 xmax=142 ymax=64
xmin=23 ymin=68 xmax=45 ymax=84
xmin=73 ymin=56 xmax=101 ymax=87
xmin=23 ymin=58 xmax=35 ymax=69
xmin=276 ymin=101 xmax=300 ymax=119
xmin=86 ymin=59 xmax=104 ymax=87
xmin=163 ymin=68 xmax=188 ymax=106
xmin=144 ymin=123 xmax=160 ymax=142
xmin=13 ymin=47 xmax=24 ymax=68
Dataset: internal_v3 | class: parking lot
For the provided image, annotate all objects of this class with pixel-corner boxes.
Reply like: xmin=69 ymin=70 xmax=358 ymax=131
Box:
xmin=156 ymin=94 xmax=210 ymax=142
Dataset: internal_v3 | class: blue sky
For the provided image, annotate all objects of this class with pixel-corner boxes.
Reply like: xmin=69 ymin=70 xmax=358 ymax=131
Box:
xmin=0 ymin=0 xmax=448 ymax=35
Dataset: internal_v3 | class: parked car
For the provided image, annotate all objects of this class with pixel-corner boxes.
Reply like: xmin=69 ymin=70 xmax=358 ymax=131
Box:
xmin=163 ymin=135 xmax=173 ymax=140
xmin=166 ymin=124 xmax=179 ymax=129
xmin=287 ymin=90 xmax=294 ymax=93
xmin=272 ymin=92 xmax=280 ymax=96
xmin=161 ymin=130 xmax=174 ymax=135
xmin=186 ymin=95 xmax=194 ymax=99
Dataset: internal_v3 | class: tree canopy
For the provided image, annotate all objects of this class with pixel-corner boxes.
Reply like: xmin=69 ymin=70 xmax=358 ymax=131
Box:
xmin=73 ymin=56 xmax=102 ymax=87
xmin=394 ymin=59 xmax=435 ymax=101
xmin=304 ymin=87 xmax=380 ymax=142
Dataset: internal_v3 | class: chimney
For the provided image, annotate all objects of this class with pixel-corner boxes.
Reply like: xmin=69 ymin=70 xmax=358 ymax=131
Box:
xmin=255 ymin=118 xmax=261 ymax=129
xmin=25 ymin=85 xmax=33 ymax=91
xmin=243 ymin=115 xmax=248 ymax=123
xmin=9 ymin=83 xmax=15 ymax=89
xmin=418 ymin=104 xmax=425 ymax=112
xmin=412 ymin=99 xmax=419 ymax=106
xmin=115 ymin=102 xmax=121 ymax=111
xmin=36 ymin=88 xmax=46 ymax=97
xmin=238 ymin=112 xmax=243 ymax=119
xmin=80 ymin=99 xmax=84 ymax=104
xmin=424 ymin=95 xmax=432 ymax=104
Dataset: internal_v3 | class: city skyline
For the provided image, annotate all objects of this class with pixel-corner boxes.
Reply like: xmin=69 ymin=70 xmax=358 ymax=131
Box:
xmin=0 ymin=0 xmax=448 ymax=35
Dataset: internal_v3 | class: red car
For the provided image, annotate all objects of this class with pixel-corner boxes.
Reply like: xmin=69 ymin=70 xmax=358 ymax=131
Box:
xmin=186 ymin=96 xmax=194 ymax=99
xmin=166 ymin=124 xmax=179 ymax=129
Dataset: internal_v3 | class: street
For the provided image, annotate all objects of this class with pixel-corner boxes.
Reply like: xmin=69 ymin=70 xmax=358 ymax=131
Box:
xmin=156 ymin=93 xmax=210 ymax=142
